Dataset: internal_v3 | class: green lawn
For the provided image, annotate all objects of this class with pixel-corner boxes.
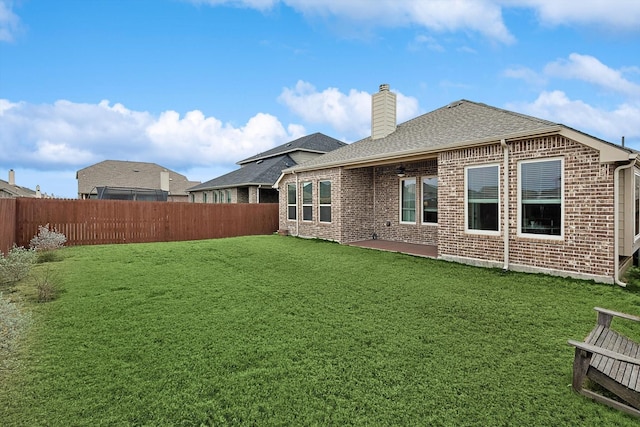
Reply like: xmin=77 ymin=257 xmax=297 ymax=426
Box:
xmin=2 ymin=235 xmax=640 ymax=426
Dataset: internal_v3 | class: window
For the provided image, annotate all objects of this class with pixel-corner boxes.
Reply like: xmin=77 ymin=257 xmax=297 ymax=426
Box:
xmin=213 ymin=191 xmax=218 ymax=203
xmin=635 ymin=170 xmax=640 ymax=237
xmin=302 ymin=182 xmax=313 ymax=221
xmin=466 ymin=165 xmax=499 ymax=232
xmin=519 ymin=159 xmax=562 ymax=237
xmin=287 ymin=183 xmax=297 ymax=220
xmin=400 ymin=178 xmax=416 ymax=223
xmin=319 ymin=181 xmax=331 ymax=223
xmin=190 ymin=193 xmax=194 ymax=203
xmin=422 ymin=177 xmax=437 ymax=224
xmin=203 ymin=192 xmax=207 ymax=203
xmin=226 ymin=190 xmax=232 ymax=203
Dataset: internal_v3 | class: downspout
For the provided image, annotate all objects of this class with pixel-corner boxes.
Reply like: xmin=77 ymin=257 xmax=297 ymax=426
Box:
xmin=614 ymin=154 xmax=638 ymax=286
xmin=295 ymin=172 xmax=299 ymax=237
xmin=501 ymin=139 xmax=509 ymax=270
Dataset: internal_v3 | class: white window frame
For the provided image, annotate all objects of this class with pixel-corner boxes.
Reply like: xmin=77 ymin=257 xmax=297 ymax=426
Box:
xmin=203 ymin=192 xmax=208 ymax=203
xmin=319 ymin=180 xmax=332 ymax=223
xmin=517 ymin=157 xmax=564 ymax=240
xmin=302 ymin=181 xmax=313 ymax=222
xmin=399 ymin=177 xmax=417 ymax=224
xmin=287 ymin=183 xmax=297 ymax=221
xmin=421 ymin=176 xmax=438 ymax=225
xmin=464 ymin=164 xmax=501 ymax=236
xmin=226 ymin=190 xmax=232 ymax=203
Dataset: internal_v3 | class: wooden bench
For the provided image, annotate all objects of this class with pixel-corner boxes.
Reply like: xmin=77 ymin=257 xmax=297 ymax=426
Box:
xmin=568 ymin=307 xmax=640 ymax=417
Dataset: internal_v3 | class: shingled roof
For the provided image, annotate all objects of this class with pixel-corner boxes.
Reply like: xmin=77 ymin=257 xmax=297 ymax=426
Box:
xmin=76 ymin=160 xmax=200 ymax=196
xmin=189 ymin=155 xmax=296 ymax=191
xmin=286 ymin=100 xmax=566 ymax=171
xmin=0 ymin=179 xmax=37 ymax=198
xmin=237 ymin=132 xmax=346 ymax=165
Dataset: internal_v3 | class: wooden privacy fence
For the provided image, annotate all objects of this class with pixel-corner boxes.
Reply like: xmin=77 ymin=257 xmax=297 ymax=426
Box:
xmin=0 ymin=198 xmax=279 ymax=254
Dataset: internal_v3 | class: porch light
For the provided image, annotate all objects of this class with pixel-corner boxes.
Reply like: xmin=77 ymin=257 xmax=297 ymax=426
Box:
xmin=395 ymin=166 xmax=406 ymax=177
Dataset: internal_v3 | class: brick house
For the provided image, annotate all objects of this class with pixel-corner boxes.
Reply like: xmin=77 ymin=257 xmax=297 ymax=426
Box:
xmin=76 ymin=160 xmax=200 ymax=202
xmin=276 ymin=84 xmax=639 ymax=285
xmin=187 ymin=133 xmax=346 ymax=204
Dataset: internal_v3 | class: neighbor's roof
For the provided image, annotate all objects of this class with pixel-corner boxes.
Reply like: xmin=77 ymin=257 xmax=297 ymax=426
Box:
xmin=285 ymin=100 xmax=632 ymax=172
xmin=188 ymin=155 xmax=296 ymax=191
xmin=237 ymin=132 xmax=347 ymax=165
xmin=0 ymin=179 xmax=37 ymax=198
xmin=76 ymin=160 xmax=200 ymax=196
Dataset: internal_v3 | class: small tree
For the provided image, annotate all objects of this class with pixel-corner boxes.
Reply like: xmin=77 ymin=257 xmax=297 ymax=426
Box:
xmin=0 ymin=246 xmax=35 ymax=285
xmin=29 ymin=224 xmax=67 ymax=251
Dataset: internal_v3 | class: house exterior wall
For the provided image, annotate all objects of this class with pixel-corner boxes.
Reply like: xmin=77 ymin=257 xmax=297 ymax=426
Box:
xmin=339 ymin=168 xmax=374 ymax=242
xmin=438 ymin=135 xmax=616 ymax=280
xmin=190 ymin=188 xmax=236 ymax=203
xmin=278 ymin=168 xmax=343 ymax=242
xmin=371 ymin=160 xmax=438 ymax=246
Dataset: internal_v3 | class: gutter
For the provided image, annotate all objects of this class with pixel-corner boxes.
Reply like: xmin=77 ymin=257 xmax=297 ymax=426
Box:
xmin=614 ymin=153 xmax=638 ymax=286
xmin=501 ymin=139 xmax=509 ymax=270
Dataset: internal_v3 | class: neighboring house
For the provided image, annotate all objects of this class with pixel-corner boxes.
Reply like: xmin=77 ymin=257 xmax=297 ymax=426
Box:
xmin=187 ymin=133 xmax=346 ymax=203
xmin=276 ymin=84 xmax=639 ymax=285
xmin=0 ymin=169 xmax=41 ymax=198
xmin=76 ymin=160 xmax=200 ymax=202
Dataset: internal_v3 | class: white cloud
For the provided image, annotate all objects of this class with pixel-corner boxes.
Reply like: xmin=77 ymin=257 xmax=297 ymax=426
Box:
xmin=544 ymin=53 xmax=640 ymax=98
xmin=508 ymin=90 xmax=640 ymax=147
xmin=190 ymin=0 xmax=516 ymax=43
xmin=278 ymin=80 xmax=420 ymax=139
xmin=509 ymin=0 xmax=640 ymax=31
xmin=503 ymin=66 xmax=547 ymax=86
xmin=0 ymin=99 xmax=305 ymax=171
xmin=0 ymin=0 xmax=21 ymax=42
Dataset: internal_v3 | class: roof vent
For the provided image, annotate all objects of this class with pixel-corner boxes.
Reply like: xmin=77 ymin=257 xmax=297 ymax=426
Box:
xmin=286 ymin=143 xmax=292 ymax=147
xmin=256 ymin=160 xmax=263 ymax=164
xmin=447 ymin=101 xmax=463 ymax=109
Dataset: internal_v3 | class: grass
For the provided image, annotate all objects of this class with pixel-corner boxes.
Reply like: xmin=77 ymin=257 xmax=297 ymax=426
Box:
xmin=1 ymin=235 xmax=640 ymax=426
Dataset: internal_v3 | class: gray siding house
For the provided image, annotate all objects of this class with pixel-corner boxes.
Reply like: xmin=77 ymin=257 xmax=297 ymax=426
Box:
xmin=188 ymin=133 xmax=346 ymax=203
xmin=277 ymin=84 xmax=639 ymax=285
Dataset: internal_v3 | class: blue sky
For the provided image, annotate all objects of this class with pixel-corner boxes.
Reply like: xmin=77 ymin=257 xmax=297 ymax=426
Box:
xmin=1 ymin=0 xmax=639 ymax=198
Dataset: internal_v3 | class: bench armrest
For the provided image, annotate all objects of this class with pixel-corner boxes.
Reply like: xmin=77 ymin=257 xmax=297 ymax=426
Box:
xmin=594 ymin=307 xmax=640 ymax=323
xmin=568 ymin=340 xmax=640 ymax=365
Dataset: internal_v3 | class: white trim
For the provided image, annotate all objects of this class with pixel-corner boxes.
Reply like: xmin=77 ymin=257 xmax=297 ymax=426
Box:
xmin=464 ymin=163 xmax=501 ymax=236
xmin=421 ymin=176 xmax=438 ymax=225
xmin=399 ymin=177 xmax=417 ymax=224
xmin=516 ymin=157 xmax=564 ymax=241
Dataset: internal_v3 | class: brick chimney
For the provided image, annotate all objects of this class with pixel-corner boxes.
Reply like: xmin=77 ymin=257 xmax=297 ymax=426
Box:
xmin=371 ymin=83 xmax=397 ymax=140
xmin=8 ymin=169 xmax=15 ymax=186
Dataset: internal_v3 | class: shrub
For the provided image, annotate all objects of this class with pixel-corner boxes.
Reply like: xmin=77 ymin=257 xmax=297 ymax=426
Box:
xmin=30 ymin=224 xmax=67 ymax=263
xmin=34 ymin=267 xmax=61 ymax=303
xmin=29 ymin=224 xmax=67 ymax=252
xmin=0 ymin=246 xmax=35 ymax=285
xmin=0 ymin=292 xmax=30 ymax=369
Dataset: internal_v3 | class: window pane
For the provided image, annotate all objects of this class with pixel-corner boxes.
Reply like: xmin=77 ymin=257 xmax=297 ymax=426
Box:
xmin=320 ymin=206 xmax=331 ymax=223
xmin=521 ymin=160 xmax=562 ymax=236
xmin=319 ymin=181 xmax=331 ymax=205
xmin=287 ymin=184 xmax=296 ymax=204
xmin=302 ymin=182 xmax=312 ymax=204
xmin=401 ymin=179 xmax=416 ymax=222
xmin=422 ymin=177 xmax=438 ymax=223
xmin=467 ymin=166 xmax=498 ymax=231
xmin=303 ymin=206 xmax=313 ymax=221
